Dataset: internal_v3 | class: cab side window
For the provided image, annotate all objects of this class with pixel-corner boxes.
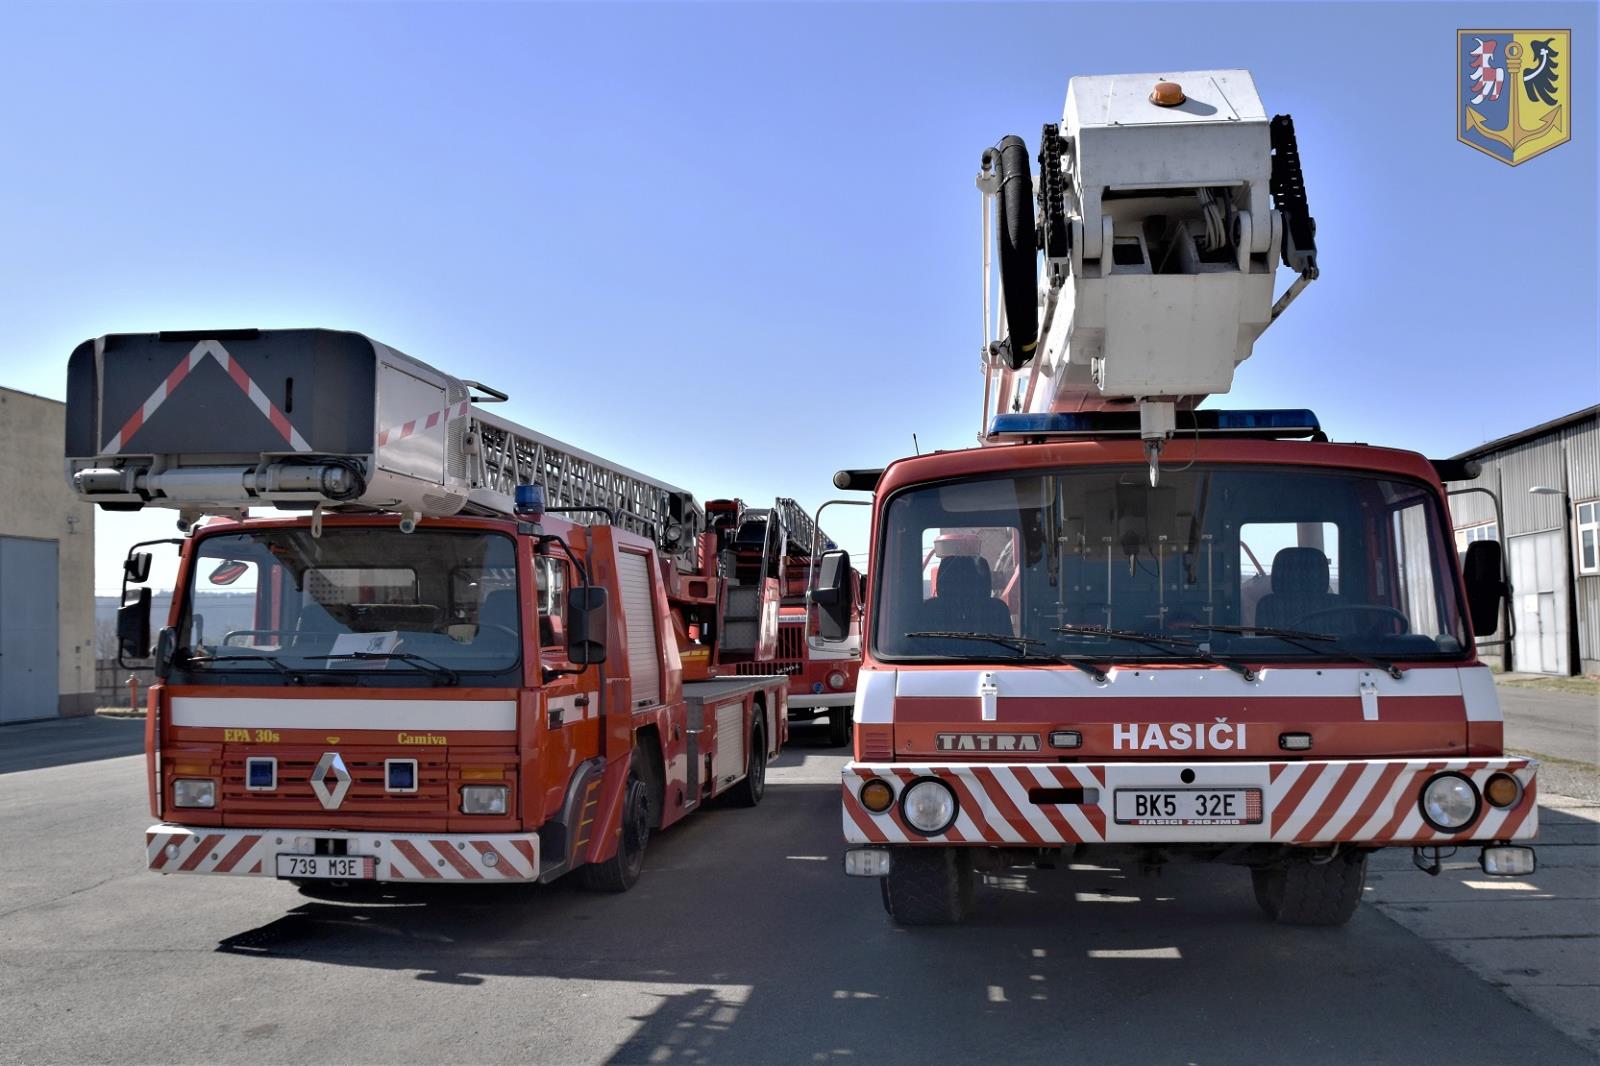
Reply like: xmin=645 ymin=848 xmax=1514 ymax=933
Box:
xmin=536 ymin=556 xmax=570 ymax=658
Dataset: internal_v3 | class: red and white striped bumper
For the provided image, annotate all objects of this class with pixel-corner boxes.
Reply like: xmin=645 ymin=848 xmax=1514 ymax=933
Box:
xmin=145 ymin=824 xmax=541 ymax=881
xmin=842 ymin=758 xmax=1538 ymax=847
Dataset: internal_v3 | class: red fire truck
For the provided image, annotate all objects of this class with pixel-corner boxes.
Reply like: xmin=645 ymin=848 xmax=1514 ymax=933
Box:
xmin=816 ymin=70 xmax=1537 ymax=925
xmin=712 ymin=498 xmax=861 ymax=746
xmin=69 ymin=328 xmax=791 ymax=891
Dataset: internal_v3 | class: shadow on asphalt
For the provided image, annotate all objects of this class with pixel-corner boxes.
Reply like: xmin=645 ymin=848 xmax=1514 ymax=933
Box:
xmin=210 ymin=781 xmax=1591 ymax=1065
xmin=0 ymin=715 xmax=144 ymax=774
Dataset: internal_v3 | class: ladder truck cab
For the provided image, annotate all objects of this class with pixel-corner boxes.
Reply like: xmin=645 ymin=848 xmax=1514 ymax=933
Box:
xmin=69 ymin=328 xmax=786 ymax=891
xmin=821 ymin=70 xmax=1535 ymax=926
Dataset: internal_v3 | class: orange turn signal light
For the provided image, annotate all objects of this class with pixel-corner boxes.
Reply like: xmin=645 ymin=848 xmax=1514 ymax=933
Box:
xmin=461 ymin=766 xmax=506 ymax=781
xmin=859 ymin=779 xmax=895 ymax=813
xmin=1484 ymin=772 xmax=1521 ymax=809
xmin=1150 ymin=81 xmax=1186 ymax=107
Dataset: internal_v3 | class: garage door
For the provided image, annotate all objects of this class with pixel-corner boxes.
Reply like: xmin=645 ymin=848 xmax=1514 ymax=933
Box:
xmin=0 ymin=537 xmax=59 ymax=722
xmin=1509 ymin=530 xmax=1570 ymax=676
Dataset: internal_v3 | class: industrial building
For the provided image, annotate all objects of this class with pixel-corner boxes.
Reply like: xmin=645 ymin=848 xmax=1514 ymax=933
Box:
xmin=1448 ymin=404 xmax=1600 ymax=676
xmin=0 ymin=386 xmax=97 ymax=721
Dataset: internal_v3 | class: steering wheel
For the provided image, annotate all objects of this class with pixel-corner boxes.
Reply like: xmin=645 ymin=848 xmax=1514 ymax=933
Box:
xmin=1292 ymin=604 xmax=1411 ymax=636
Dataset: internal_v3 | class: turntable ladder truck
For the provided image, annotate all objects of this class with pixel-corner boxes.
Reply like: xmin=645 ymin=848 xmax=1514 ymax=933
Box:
xmin=720 ymin=497 xmax=864 ymax=746
xmin=812 ymin=70 xmax=1536 ymax=925
xmin=68 ymin=327 xmax=786 ymax=892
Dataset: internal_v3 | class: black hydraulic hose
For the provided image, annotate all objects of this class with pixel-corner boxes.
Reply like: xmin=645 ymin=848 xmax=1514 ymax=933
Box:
xmin=991 ymin=134 xmax=1039 ymax=369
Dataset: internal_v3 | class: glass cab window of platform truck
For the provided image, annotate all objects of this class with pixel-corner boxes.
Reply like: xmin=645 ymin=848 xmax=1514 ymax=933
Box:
xmin=873 ymin=465 xmax=1468 ymax=664
xmin=171 ymin=528 xmax=523 ymax=683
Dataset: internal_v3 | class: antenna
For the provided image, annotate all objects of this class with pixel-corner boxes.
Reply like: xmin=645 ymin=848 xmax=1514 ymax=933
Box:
xmin=912 ymin=433 xmax=921 ymax=455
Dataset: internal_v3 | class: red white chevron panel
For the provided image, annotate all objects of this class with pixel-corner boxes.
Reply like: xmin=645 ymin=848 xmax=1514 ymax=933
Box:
xmin=842 ymin=759 xmax=1538 ymax=846
xmin=145 ymin=825 xmax=540 ymax=881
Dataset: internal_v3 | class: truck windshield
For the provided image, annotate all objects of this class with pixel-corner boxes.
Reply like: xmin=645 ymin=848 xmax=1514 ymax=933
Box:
xmin=173 ymin=528 xmax=521 ymax=680
xmin=874 ymin=465 xmax=1468 ymax=665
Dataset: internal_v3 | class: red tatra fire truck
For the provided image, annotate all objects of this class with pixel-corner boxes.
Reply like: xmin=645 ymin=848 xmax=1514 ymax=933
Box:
xmin=67 ymin=328 xmax=795 ymax=891
xmin=816 ymin=70 xmax=1538 ymax=925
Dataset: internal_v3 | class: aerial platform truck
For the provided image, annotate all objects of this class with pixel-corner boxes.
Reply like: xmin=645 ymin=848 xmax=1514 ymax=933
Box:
xmin=67 ymin=328 xmax=794 ymax=891
xmin=815 ymin=71 xmax=1537 ymax=924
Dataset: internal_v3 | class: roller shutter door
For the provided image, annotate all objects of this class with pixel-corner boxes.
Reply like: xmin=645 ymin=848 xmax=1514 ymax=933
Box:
xmin=617 ymin=550 xmax=661 ymax=707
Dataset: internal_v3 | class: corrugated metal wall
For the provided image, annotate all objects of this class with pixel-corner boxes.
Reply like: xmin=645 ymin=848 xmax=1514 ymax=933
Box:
xmin=1447 ymin=409 xmax=1600 ymax=674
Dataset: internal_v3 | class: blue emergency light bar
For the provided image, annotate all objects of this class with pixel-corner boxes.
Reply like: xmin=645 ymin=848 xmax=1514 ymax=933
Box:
xmin=985 ymin=408 xmax=1322 ymax=440
xmin=514 ymin=483 xmax=546 ymax=518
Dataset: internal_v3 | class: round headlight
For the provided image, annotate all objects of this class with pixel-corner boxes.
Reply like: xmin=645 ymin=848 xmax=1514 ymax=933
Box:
xmin=1420 ymin=773 xmax=1480 ymax=831
xmin=828 ymin=671 xmax=847 ymax=690
xmin=900 ymin=779 xmax=958 ymax=834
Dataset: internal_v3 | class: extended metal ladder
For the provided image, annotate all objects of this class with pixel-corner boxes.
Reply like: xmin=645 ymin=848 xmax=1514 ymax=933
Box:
xmin=463 ymin=408 xmax=706 ymax=565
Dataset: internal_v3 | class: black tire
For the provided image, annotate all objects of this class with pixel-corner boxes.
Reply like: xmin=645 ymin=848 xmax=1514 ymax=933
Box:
xmin=881 ymin=847 xmax=975 ymax=926
xmin=727 ymin=716 xmax=766 ymax=808
xmin=1251 ymin=851 xmax=1368 ymax=926
xmin=580 ymin=770 xmax=650 ymax=892
xmin=827 ymin=707 xmax=852 ymax=748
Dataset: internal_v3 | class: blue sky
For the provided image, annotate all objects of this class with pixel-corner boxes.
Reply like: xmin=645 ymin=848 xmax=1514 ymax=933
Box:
xmin=0 ymin=1 xmax=1593 ymax=592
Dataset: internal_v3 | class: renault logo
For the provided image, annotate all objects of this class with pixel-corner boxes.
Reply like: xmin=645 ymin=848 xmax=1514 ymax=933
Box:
xmin=310 ymin=751 xmax=352 ymax=810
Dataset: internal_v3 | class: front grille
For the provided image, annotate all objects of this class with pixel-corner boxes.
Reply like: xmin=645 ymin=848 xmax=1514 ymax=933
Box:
xmin=732 ymin=623 xmax=807 ymax=676
xmin=218 ymin=748 xmax=451 ymax=825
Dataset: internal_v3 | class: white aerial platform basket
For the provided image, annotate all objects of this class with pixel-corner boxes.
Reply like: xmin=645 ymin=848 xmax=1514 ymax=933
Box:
xmin=979 ymin=69 xmax=1319 ymax=439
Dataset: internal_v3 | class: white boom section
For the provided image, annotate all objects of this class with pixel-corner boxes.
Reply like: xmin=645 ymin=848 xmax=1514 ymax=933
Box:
xmin=66 ymin=330 xmax=704 ymax=559
xmin=980 ymin=70 xmax=1318 ymax=435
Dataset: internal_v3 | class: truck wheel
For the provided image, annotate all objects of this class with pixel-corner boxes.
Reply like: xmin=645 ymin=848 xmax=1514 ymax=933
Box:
xmin=881 ymin=847 xmax=975 ymax=926
xmin=827 ymin=708 xmax=852 ymax=748
xmin=727 ymin=717 xmax=766 ymax=808
xmin=580 ymin=770 xmax=650 ymax=892
xmin=1251 ymin=851 xmax=1368 ymax=926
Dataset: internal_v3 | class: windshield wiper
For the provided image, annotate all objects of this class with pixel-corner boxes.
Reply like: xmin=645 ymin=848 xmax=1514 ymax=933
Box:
xmin=1188 ymin=624 xmax=1405 ymax=679
xmin=321 ymin=651 xmax=460 ymax=686
xmin=905 ymin=631 xmax=1109 ymax=681
xmin=906 ymin=631 xmax=1044 ymax=655
xmin=1052 ymin=623 xmax=1259 ymax=681
xmin=180 ymin=651 xmax=303 ymax=683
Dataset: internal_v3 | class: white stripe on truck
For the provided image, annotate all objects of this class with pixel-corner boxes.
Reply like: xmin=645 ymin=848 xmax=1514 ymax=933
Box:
xmin=169 ymin=697 xmax=517 ymax=731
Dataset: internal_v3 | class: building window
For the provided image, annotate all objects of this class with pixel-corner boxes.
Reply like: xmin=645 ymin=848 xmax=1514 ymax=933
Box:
xmin=1454 ymin=521 xmax=1498 ymax=560
xmin=1577 ymin=500 xmax=1599 ymax=575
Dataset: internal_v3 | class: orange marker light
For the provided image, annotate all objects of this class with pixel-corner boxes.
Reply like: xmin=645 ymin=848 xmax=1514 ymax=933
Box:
xmin=1150 ymin=81 xmax=1186 ymax=107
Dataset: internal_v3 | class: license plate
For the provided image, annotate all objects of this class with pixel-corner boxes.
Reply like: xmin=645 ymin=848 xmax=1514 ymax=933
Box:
xmin=275 ymin=854 xmax=375 ymax=880
xmin=1113 ymin=787 xmax=1263 ymax=826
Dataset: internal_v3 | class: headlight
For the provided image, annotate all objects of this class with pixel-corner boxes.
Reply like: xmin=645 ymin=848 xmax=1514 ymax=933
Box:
xmin=900 ymin=779 xmax=958 ymax=834
xmin=828 ymin=671 xmax=848 ymax=690
xmin=1420 ymin=773 xmax=1479 ymax=831
xmin=173 ymin=779 xmax=216 ymax=808
xmin=461 ymin=785 xmax=508 ymax=815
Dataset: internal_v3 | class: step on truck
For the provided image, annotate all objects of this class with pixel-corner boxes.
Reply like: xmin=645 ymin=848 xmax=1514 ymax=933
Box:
xmin=815 ymin=70 xmax=1537 ymax=925
xmin=68 ymin=328 xmax=789 ymax=891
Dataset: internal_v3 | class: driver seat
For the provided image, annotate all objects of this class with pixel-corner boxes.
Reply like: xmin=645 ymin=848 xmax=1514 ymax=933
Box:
xmin=928 ymin=556 xmax=1013 ymax=636
xmin=1254 ymin=548 xmax=1336 ymax=630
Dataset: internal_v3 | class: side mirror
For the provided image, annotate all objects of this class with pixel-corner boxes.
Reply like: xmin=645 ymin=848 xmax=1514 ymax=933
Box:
xmin=154 ymin=626 xmax=177 ymax=679
xmin=1463 ymin=540 xmax=1507 ymax=637
xmin=809 ymin=549 xmax=854 ymax=642
xmin=117 ymin=587 xmax=153 ymax=661
xmin=124 ymin=551 xmax=152 ymax=584
xmin=566 ymin=586 xmax=608 ymax=665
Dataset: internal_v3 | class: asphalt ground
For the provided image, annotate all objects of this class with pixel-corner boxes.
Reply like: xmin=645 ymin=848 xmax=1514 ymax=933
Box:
xmin=1 ymin=711 xmax=1596 ymax=1066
